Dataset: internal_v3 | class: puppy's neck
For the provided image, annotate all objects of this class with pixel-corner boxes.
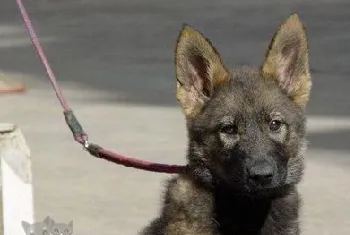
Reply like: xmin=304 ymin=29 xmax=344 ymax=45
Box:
xmin=212 ymin=182 xmax=300 ymax=235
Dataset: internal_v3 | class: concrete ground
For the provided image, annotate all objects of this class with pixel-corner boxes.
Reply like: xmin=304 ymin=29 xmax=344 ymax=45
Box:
xmin=1 ymin=0 xmax=350 ymax=234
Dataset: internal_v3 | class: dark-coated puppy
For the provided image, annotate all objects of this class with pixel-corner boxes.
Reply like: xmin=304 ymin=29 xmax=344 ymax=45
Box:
xmin=140 ymin=13 xmax=311 ymax=235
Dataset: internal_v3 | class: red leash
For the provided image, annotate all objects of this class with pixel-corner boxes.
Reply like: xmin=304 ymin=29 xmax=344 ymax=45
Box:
xmin=15 ymin=0 xmax=186 ymax=174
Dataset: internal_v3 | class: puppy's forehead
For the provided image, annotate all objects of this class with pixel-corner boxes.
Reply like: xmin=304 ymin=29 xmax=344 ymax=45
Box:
xmin=214 ymin=69 xmax=280 ymax=113
xmin=199 ymin=67 xmax=303 ymax=127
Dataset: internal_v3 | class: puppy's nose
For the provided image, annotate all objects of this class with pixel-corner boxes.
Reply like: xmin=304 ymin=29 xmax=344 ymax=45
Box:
xmin=246 ymin=159 xmax=274 ymax=186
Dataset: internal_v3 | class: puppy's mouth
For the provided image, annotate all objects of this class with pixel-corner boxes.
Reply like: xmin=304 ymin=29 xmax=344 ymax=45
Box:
xmin=211 ymin=159 xmax=288 ymax=197
xmin=243 ymin=182 xmax=293 ymax=198
xmin=215 ymin=175 xmax=290 ymax=199
xmin=215 ymin=170 xmax=288 ymax=197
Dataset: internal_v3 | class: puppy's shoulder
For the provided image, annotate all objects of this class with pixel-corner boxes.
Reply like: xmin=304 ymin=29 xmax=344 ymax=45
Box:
xmin=163 ymin=174 xmax=213 ymax=217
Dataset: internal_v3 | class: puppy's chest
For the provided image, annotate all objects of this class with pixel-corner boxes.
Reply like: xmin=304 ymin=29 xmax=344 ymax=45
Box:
xmin=212 ymin=196 xmax=293 ymax=235
xmin=213 ymin=201 xmax=268 ymax=235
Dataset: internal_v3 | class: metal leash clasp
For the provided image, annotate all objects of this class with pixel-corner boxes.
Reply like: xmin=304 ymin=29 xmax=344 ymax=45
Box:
xmin=83 ymin=139 xmax=90 ymax=150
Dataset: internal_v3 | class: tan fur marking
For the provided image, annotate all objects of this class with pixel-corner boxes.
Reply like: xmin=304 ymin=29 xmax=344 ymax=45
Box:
xmin=164 ymin=176 xmax=214 ymax=235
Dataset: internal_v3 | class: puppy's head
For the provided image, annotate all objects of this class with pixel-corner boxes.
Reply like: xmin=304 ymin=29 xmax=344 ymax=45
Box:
xmin=176 ymin=14 xmax=311 ymax=196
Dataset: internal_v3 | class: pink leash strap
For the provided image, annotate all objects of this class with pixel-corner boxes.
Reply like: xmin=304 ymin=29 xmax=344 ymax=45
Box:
xmin=15 ymin=0 xmax=186 ymax=174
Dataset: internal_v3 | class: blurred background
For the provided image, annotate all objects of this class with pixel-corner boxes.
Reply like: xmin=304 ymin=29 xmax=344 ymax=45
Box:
xmin=1 ymin=0 xmax=350 ymax=234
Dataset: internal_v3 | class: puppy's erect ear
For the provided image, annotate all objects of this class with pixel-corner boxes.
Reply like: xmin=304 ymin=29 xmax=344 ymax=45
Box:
xmin=262 ymin=14 xmax=311 ymax=108
xmin=175 ymin=25 xmax=230 ymax=118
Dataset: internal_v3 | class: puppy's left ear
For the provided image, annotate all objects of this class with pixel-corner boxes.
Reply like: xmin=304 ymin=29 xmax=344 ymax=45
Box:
xmin=262 ymin=14 xmax=311 ymax=108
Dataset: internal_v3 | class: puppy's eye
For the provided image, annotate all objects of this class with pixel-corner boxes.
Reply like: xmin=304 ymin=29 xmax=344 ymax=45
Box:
xmin=269 ymin=119 xmax=282 ymax=132
xmin=220 ymin=125 xmax=237 ymax=135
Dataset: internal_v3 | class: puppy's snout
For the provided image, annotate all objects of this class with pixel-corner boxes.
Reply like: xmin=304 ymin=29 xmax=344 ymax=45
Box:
xmin=246 ymin=159 xmax=275 ymax=186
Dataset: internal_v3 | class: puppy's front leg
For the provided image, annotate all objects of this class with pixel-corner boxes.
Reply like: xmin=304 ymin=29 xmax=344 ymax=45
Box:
xmin=162 ymin=175 xmax=217 ymax=235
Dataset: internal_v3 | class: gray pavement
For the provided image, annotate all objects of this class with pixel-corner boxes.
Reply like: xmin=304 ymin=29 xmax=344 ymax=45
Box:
xmin=1 ymin=0 xmax=350 ymax=234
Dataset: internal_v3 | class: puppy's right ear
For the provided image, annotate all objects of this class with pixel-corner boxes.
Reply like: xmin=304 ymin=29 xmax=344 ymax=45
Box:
xmin=175 ymin=25 xmax=230 ymax=118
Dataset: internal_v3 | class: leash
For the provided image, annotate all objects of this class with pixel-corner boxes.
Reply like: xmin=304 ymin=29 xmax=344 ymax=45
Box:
xmin=15 ymin=0 xmax=186 ymax=174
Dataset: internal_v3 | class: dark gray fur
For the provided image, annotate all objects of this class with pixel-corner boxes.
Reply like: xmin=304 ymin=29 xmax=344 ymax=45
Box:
xmin=140 ymin=13 xmax=311 ymax=235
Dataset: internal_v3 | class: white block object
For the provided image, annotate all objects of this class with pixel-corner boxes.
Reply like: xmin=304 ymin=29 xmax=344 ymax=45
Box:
xmin=0 ymin=124 xmax=34 ymax=235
